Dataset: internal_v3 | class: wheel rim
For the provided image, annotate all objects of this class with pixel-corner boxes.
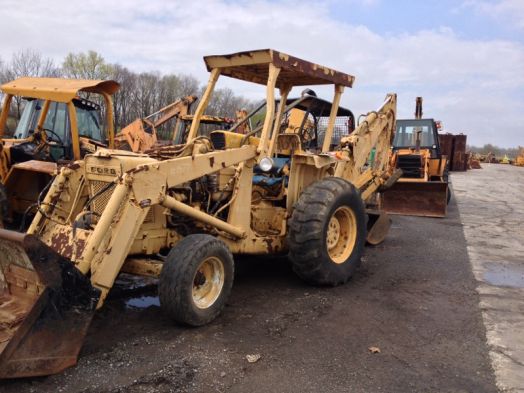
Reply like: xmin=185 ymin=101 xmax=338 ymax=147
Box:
xmin=192 ymin=256 xmax=225 ymax=309
xmin=326 ymin=206 xmax=357 ymax=264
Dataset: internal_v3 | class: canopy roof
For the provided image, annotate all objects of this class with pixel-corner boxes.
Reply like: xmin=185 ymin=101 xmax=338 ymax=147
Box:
xmin=204 ymin=49 xmax=355 ymax=88
xmin=284 ymin=95 xmax=354 ymax=117
xmin=1 ymin=77 xmax=120 ymax=103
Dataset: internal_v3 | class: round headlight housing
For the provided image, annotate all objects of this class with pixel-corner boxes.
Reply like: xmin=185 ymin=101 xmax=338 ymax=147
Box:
xmin=259 ymin=157 xmax=274 ymax=172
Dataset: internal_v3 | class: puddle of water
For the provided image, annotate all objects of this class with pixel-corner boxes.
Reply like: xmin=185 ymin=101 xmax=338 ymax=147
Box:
xmin=483 ymin=264 xmax=524 ymax=288
xmin=125 ymin=295 xmax=160 ymax=309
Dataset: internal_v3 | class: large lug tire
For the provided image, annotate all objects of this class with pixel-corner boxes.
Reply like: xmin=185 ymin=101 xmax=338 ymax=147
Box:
xmin=159 ymin=234 xmax=234 ymax=326
xmin=288 ymin=177 xmax=366 ymax=286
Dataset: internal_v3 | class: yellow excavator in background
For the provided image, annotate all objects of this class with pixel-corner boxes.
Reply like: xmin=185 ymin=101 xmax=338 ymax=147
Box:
xmin=381 ymin=97 xmax=449 ymax=217
xmin=114 ymin=96 xmax=235 ymax=153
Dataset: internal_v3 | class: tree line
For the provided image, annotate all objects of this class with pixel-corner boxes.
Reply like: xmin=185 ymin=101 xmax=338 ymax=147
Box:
xmin=467 ymin=144 xmax=522 ymax=159
xmin=0 ymin=49 xmax=252 ymax=134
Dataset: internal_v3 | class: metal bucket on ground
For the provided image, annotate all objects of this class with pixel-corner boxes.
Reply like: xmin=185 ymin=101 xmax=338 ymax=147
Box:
xmin=380 ymin=181 xmax=448 ymax=218
xmin=0 ymin=229 xmax=99 ymax=378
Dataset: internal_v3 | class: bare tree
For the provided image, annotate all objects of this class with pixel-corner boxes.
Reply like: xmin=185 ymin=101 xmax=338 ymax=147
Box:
xmin=2 ymin=48 xmax=254 ymax=136
xmin=0 ymin=50 xmax=60 ymax=131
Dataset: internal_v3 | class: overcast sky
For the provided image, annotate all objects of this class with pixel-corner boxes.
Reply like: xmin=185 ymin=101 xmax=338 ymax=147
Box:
xmin=2 ymin=0 xmax=523 ymax=147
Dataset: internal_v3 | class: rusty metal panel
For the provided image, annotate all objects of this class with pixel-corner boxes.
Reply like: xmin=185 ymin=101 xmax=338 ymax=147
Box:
xmin=438 ymin=134 xmax=454 ymax=160
xmin=204 ymin=49 xmax=355 ymax=88
xmin=452 ymin=134 xmax=467 ymax=171
xmin=0 ymin=229 xmax=99 ymax=378
xmin=9 ymin=160 xmax=57 ymax=174
xmin=381 ymin=181 xmax=448 ymax=218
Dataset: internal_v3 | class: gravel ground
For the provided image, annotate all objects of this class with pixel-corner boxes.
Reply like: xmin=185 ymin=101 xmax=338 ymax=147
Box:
xmin=1 ymin=197 xmax=497 ymax=393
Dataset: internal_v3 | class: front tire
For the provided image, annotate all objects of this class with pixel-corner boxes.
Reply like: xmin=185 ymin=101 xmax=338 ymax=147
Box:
xmin=288 ymin=177 xmax=366 ymax=286
xmin=159 ymin=234 xmax=234 ymax=326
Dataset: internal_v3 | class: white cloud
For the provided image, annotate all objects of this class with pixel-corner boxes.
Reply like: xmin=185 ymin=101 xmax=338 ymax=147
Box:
xmin=462 ymin=0 xmax=524 ymax=30
xmin=1 ymin=0 xmax=523 ymax=147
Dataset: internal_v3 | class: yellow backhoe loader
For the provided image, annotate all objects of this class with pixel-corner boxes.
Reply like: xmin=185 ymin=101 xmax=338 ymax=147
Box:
xmin=0 ymin=77 xmax=119 ymax=226
xmin=0 ymin=49 xmax=398 ymax=378
xmin=381 ymin=97 xmax=449 ymax=217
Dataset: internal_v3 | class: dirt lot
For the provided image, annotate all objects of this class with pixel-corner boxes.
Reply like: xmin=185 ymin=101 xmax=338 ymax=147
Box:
xmin=1 ymin=200 xmax=497 ymax=393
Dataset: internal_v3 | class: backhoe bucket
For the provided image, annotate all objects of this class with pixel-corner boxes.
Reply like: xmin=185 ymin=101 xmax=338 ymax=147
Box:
xmin=381 ymin=181 xmax=448 ymax=218
xmin=366 ymin=210 xmax=391 ymax=245
xmin=0 ymin=229 xmax=99 ymax=378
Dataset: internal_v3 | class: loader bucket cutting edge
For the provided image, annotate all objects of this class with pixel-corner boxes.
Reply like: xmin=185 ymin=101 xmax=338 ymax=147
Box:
xmin=0 ymin=229 xmax=100 ymax=379
xmin=380 ymin=181 xmax=448 ymax=218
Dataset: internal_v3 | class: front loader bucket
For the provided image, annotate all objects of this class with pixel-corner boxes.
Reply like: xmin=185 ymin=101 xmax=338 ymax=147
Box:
xmin=0 ymin=229 xmax=99 ymax=378
xmin=381 ymin=181 xmax=448 ymax=218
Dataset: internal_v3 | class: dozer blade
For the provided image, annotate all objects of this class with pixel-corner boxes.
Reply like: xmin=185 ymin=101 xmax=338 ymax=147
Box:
xmin=0 ymin=229 xmax=99 ymax=379
xmin=381 ymin=181 xmax=448 ymax=218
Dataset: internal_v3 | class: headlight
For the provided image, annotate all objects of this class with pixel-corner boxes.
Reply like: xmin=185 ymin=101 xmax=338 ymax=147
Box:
xmin=259 ymin=157 xmax=273 ymax=172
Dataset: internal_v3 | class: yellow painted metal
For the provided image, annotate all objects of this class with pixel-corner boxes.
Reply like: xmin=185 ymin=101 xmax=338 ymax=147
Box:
xmin=101 ymin=92 xmax=115 ymax=148
xmin=91 ymin=200 xmax=150 ymax=305
xmin=322 ymin=84 xmax=344 ymax=152
xmin=0 ymin=77 xmax=119 ymax=104
xmin=121 ymin=258 xmax=163 ymax=277
xmin=257 ymin=63 xmax=280 ymax=161
xmin=75 ymin=181 xmax=130 ymax=275
xmin=0 ymin=95 xmax=13 ymax=138
xmin=187 ymin=68 xmax=221 ymax=142
xmin=268 ymin=84 xmax=292 ymax=158
xmin=210 ymin=130 xmax=260 ymax=149
xmin=326 ymin=206 xmax=357 ymax=264
xmin=162 ymin=195 xmax=246 ymax=239
xmin=67 ymin=101 xmax=81 ymax=160
xmin=36 ymin=100 xmax=51 ymax=131
xmin=192 ymin=256 xmax=225 ymax=309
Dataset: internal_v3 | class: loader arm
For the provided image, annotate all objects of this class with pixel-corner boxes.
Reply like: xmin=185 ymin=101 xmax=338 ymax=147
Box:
xmin=27 ymin=145 xmax=257 ymax=306
xmin=335 ymin=93 xmax=397 ymax=199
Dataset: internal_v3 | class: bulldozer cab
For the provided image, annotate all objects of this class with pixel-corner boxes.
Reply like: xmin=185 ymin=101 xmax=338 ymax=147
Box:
xmin=393 ymin=119 xmax=441 ymax=158
xmin=0 ymin=77 xmax=119 ymax=163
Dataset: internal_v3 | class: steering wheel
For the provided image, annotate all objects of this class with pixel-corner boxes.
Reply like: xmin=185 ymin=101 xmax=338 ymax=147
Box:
xmin=40 ymin=128 xmax=66 ymax=162
xmin=41 ymin=128 xmax=65 ymax=147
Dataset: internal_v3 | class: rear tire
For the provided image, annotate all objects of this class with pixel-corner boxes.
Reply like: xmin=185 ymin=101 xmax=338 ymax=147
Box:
xmin=288 ymin=177 xmax=366 ymax=285
xmin=159 ymin=234 xmax=234 ymax=326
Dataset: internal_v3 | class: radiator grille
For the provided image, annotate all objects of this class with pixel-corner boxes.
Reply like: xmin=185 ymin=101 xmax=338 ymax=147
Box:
xmin=396 ymin=154 xmax=423 ymax=178
xmin=89 ymin=180 xmax=154 ymax=222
